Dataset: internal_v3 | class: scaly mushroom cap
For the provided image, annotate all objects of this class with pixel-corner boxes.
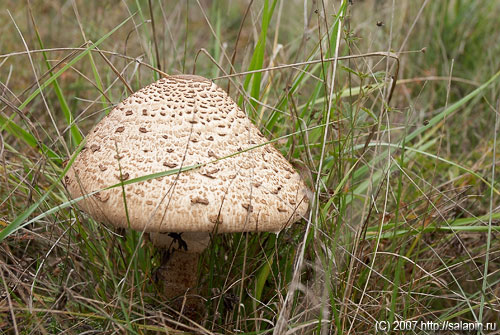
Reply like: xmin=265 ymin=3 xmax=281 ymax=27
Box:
xmin=65 ymin=75 xmax=309 ymax=233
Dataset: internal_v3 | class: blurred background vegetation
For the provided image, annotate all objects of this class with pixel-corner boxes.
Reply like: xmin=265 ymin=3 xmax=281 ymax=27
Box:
xmin=0 ymin=0 xmax=499 ymax=333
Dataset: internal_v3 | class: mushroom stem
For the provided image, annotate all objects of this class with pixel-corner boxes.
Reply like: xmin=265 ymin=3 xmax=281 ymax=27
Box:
xmin=160 ymin=250 xmax=200 ymax=299
xmin=150 ymin=232 xmax=210 ymax=298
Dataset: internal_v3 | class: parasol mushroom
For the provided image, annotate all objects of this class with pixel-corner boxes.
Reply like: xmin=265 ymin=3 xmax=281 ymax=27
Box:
xmin=64 ymin=74 xmax=309 ymax=302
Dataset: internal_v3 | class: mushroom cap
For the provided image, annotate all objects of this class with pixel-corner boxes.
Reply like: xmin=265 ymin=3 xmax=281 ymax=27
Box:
xmin=65 ymin=75 xmax=309 ymax=233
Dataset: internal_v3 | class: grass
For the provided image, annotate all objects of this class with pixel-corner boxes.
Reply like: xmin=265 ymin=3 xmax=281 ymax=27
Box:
xmin=1 ymin=0 xmax=499 ymax=333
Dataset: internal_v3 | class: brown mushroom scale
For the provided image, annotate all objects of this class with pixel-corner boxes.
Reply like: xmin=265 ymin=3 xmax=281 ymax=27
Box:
xmin=65 ymin=74 xmax=309 ymax=300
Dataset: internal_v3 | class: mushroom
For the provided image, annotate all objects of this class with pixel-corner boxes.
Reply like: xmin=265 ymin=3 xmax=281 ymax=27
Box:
xmin=64 ymin=74 xmax=309 ymax=303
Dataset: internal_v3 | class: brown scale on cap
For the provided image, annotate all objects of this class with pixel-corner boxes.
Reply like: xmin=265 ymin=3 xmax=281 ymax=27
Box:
xmin=90 ymin=144 xmax=100 ymax=153
xmin=64 ymin=74 xmax=309 ymax=234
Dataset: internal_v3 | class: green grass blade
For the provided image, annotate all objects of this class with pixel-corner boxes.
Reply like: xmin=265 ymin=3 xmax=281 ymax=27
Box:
xmin=19 ymin=14 xmax=134 ymax=111
xmin=404 ymin=69 xmax=500 ymax=143
xmin=0 ymin=14 xmax=134 ymax=162
xmin=30 ymin=15 xmax=83 ymax=146
xmin=255 ymin=250 xmax=274 ymax=302
xmin=238 ymin=0 xmax=277 ymax=114
xmin=0 ymin=115 xmax=60 ymax=162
